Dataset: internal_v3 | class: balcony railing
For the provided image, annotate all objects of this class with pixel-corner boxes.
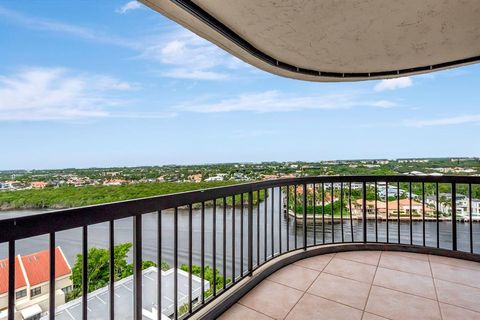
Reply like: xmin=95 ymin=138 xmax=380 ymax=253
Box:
xmin=1 ymin=175 xmax=480 ymax=320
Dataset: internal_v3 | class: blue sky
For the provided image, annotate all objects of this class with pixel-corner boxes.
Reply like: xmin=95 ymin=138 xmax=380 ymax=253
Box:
xmin=1 ymin=1 xmax=479 ymax=170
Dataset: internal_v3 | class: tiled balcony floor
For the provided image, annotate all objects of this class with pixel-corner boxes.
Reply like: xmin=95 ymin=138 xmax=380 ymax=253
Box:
xmin=219 ymin=251 xmax=480 ymax=320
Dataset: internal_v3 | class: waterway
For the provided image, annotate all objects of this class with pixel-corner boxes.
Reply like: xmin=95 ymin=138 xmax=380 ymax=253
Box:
xmin=1 ymin=188 xmax=479 ymax=277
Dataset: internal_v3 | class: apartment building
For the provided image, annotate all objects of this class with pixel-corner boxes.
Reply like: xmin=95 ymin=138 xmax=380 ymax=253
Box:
xmin=0 ymin=248 xmax=72 ymax=320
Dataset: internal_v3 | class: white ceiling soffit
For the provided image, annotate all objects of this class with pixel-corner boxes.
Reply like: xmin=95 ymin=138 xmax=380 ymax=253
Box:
xmin=140 ymin=0 xmax=480 ymax=82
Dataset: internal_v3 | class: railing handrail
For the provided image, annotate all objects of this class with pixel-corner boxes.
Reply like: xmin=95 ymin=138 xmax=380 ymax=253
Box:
xmin=3 ymin=174 xmax=480 ymax=320
xmin=1 ymin=175 xmax=479 ymax=243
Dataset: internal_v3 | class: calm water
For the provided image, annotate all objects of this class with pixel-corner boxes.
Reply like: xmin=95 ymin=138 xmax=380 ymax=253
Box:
xmin=2 ymin=188 xmax=480 ymax=277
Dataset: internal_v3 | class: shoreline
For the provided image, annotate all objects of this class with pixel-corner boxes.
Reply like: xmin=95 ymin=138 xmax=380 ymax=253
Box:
xmin=286 ymin=210 xmax=480 ymax=222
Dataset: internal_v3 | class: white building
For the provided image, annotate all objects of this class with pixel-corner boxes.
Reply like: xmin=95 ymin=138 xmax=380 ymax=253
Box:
xmin=44 ymin=267 xmax=210 ymax=320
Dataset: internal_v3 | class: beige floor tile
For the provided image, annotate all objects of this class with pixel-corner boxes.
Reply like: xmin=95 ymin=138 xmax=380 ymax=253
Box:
xmin=336 ymin=251 xmax=381 ymax=266
xmin=365 ymin=286 xmax=441 ymax=320
xmin=362 ymin=312 xmax=389 ymax=320
xmin=308 ymin=272 xmax=371 ymax=309
xmin=373 ymin=267 xmax=436 ymax=299
xmin=218 ymin=303 xmax=273 ymax=320
xmin=239 ymin=280 xmax=303 ymax=319
xmin=435 ymin=279 xmax=480 ymax=313
xmin=285 ymin=293 xmax=363 ymax=320
xmin=431 ymin=262 xmax=480 ymax=288
xmin=293 ymin=253 xmax=335 ymax=271
xmin=383 ymin=251 xmax=430 ymax=261
xmin=439 ymin=302 xmax=480 ymax=320
xmin=324 ymin=257 xmax=377 ymax=283
xmin=268 ymin=264 xmax=320 ymax=291
xmin=379 ymin=252 xmax=431 ymax=276
xmin=429 ymin=255 xmax=480 ymax=271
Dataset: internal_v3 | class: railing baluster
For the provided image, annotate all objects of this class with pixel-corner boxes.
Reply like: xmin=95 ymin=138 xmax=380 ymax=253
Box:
xmin=409 ymin=182 xmax=413 ymax=245
xmin=232 ymin=196 xmax=236 ymax=284
xmin=257 ymin=190 xmax=260 ymax=266
xmin=109 ymin=220 xmax=114 ymax=320
xmin=303 ymin=183 xmax=307 ymax=250
xmin=188 ymin=204 xmax=193 ymax=313
xmin=201 ymin=202 xmax=205 ymax=304
xmin=264 ymin=190 xmax=267 ymax=261
xmin=348 ymin=182 xmax=354 ymax=242
xmin=173 ymin=208 xmax=178 ymax=320
xmin=286 ymin=186 xmax=290 ymax=252
xmin=322 ymin=183 xmax=325 ymax=244
xmin=8 ymin=240 xmax=15 ymax=320
xmin=436 ymin=184 xmax=440 ymax=248
xmin=271 ymin=187 xmax=274 ymax=257
xmin=240 ymin=194 xmax=244 ymax=277
xmin=452 ymin=183 xmax=457 ymax=251
xmin=278 ymin=187 xmax=282 ymax=254
xmin=341 ymin=183 xmax=345 ymax=243
xmin=133 ymin=214 xmax=142 ymax=320
xmin=248 ymin=191 xmax=253 ymax=276
xmin=49 ymin=232 xmax=55 ymax=320
xmin=213 ymin=199 xmax=217 ymax=296
xmin=386 ymin=183 xmax=389 ymax=243
xmin=332 ymin=182 xmax=335 ymax=243
xmin=422 ymin=182 xmax=426 ymax=247
xmin=374 ymin=182 xmax=378 ymax=243
xmin=294 ymin=185 xmax=298 ymax=249
xmin=157 ymin=211 xmax=162 ymax=319
xmin=313 ymin=184 xmax=317 ymax=245
xmin=397 ymin=182 xmax=400 ymax=244
xmin=363 ymin=182 xmax=367 ymax=243
xmin=82 ymin=226 xmax=88 ymax=320
xmin=223 ymin=198 xmax=226 ymax=290
xmin=469 ymin=184 xmax=473 ymax=254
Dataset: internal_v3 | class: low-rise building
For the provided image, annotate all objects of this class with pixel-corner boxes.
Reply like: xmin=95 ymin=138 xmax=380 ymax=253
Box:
xmin=42 ymin=267 xmax=209 ymax=320
xmin=30 ymin=182 xmax=49 ymax=189
xmin=0 ymin=248 xmax=72 ymax=320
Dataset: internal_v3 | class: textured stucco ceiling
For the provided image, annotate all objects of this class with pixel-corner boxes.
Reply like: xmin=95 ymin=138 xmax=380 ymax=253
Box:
xmin=140 ymin=0 xmax=480 ymax=82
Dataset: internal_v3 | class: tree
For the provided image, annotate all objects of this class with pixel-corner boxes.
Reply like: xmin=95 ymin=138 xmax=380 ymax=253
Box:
xmin=67 ymin=243 xmax=165 ymax=301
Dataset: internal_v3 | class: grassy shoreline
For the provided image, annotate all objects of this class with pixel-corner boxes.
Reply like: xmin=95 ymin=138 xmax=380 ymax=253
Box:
xmin=0 ymin=181 xmax=265 ymax=211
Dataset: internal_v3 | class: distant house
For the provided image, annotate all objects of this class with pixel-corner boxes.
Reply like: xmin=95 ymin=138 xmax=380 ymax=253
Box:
xmin=261 ymin=174 xmax=278 ymax=180
xmin=377 ymin=186 xmax=406 ymax=198
xmin=0 ymin=247 xmax=72 ymax=320
xmin=103 ymin=179 xmax=127 ymax=186
xmin=30 ymin=182 xmax=48 ymax=189
xmin=205 ymin=174 xmax=227 ymax=182
xmin=353 ymin=199 xmax=433 ymax=217
xmin=187 ymin=174 xmax=203 ymax=183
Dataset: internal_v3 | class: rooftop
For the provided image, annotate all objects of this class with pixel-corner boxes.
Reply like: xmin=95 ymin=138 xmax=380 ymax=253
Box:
xmin=0 ymin=247 xmax=70 ymax=294
xmin=220 ymin=250 xmax=480 ymax=320
xmin=47 ymin=267 xmax=210 ymax=320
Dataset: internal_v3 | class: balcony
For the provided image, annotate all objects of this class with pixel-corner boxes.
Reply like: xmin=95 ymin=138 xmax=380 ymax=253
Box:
xmin=220 ymin=250 xmax=480 ymax=320
xmin=1 ymin=175 xmax=480 ymax=320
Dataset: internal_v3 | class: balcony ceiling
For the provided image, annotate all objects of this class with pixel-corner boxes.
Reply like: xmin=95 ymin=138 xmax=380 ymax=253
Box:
xmin=141 ymin=0 xmax=480 ymax=81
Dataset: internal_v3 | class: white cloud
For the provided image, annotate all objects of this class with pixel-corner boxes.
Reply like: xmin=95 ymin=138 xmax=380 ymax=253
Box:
xmin=117 ymin=1 xmax=142 ymax=14
xmin=161 ymin=69 xmax=228 ymax=81
xmin=371 ymin=100 xmax=397 ymax=108
xmin=140 ymin=30 xmax=244 ymax=80
xmin=374 ymin=77 xmax=412 ymax=92
xmin=406 ymin=115 xmax=480 ymax=127
xmin=0 ymin=5 xmax=139 ymax=49
xmin=176 ymin=90 xmax=396 ymax=113
xmin=0 ymin=67 xmax=137 ymax=121
xmin=0 ymin=6 xmax=247 ymax=81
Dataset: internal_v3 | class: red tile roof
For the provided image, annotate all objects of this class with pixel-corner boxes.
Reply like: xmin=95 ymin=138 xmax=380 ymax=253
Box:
xmin=0 ymin=256 xmax=27 ymax=294
xmin=21 ymin=247 xmax=71 ymax=287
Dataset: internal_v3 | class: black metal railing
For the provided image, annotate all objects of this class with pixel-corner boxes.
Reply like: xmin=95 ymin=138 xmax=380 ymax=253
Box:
xmin=1 ymin=175 xmax=480 ymax=320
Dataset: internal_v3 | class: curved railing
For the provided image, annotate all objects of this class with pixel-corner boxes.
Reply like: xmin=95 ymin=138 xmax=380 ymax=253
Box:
xmin=1 ymin=175 xmax=480 ymax=320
